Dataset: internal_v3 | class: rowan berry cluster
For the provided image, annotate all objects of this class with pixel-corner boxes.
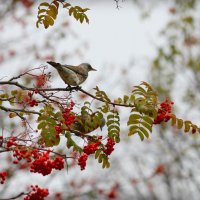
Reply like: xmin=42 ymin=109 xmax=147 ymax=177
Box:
xmin=62 ymin=102 xmax=76 ymax=128
xmin=103 ymin=138 xmax=116 ymax=156
xmin=55 ymin=102 xmax=75 ymax=136
xmin=24 ymin=185 xmax=49 ymax=200
xmin=12 ymin=147 xmax=38 ymax=164
xmin=153 ymin=98 xmax=174 ymax=124
xmin=83 ymin=140 xmax=101 ymax=155
xmin=78 ymin=141 xmax=100 ymax=170
xmin=30 ymin=151 xmax=64 ymax=176
xmin=78 ymin=136 xmax=115 ymax=170
xmin=23 ymin=91 xmax=38 ymax=107
xmin=35 ymin=74 xmax=47 ymax=88
xmin=6 ymin=137 xmax=17 ymax=148
xmin=78 ymin=153 xmax=88 ymax=170
xmin=0 ymin=171 xmax=7 ymax=184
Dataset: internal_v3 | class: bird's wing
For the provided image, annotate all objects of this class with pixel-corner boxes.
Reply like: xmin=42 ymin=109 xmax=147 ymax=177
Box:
xmin=63 ymin=65 xmax=87 ymax=77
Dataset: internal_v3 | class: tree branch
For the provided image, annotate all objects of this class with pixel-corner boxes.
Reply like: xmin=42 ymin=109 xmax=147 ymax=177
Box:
xmin=0 ymin=105 xmax=41 ymax=116
xmin=0 ymin=80 xmax=133 ymax=108
xmin=0 ymin=192 xmax=26 ymax=200
xmin=78 ymin=88 xmax=133 ymax=107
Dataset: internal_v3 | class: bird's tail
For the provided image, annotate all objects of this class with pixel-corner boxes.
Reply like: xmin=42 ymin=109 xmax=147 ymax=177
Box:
xmin=47 ymin=61 xmax=62 ymax=70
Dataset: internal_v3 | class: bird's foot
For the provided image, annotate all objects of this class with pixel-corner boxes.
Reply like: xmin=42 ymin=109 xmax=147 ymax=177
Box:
xmin=66 ymin=85 xmax=81 ymax=91
xmin=66 ymin=85 xmax=72 ymax=90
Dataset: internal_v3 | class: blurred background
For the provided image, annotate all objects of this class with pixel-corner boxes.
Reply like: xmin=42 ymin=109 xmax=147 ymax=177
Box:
xmin=1 ymin=0 xmax=200 ymax=199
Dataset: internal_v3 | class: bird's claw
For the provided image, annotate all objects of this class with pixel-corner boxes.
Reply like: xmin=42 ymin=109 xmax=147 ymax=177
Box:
xmin=66 ymin=85 xmax=72 ymax=90
xmin=66 ymin=85 xmax=81 ymax=91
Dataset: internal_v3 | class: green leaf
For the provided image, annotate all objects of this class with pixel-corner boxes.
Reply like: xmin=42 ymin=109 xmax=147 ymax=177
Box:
xmin=128 ymin=125 xmax=138 ymax=136
xmin=138 ymin=131 xmax=145 ymax=141
xmin=141 ymin=121 xmax=152 ymax=132
xmin=95 ymin=149 xmax=101 ymax=159
xmin=98 ymin=154 xmax=103 ymax=163
xmin=142 ymin=116 xmax=153 ymax=125
xmin=106 ymin=120 xmax=115 ymax=126
xmin=37 ymin=121 xmax=47 ymax=130
xmin=127 ymin=119 xmax=140 ymax=126
xmin=138 ymin=127 xmax=149 ymax=138
xmin=123 ymin=95 xmax=129 ymax=104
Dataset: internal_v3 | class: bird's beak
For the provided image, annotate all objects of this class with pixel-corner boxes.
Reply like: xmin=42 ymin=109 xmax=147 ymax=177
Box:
xmin=91 ymin=67 xmax=97 ymax=71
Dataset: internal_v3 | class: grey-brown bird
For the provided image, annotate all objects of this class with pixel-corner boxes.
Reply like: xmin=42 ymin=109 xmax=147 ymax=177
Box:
xmin=47 ymin=61 xmax=96 ymax=86
xmin=69 ymin=112 xmax=106 ymax=135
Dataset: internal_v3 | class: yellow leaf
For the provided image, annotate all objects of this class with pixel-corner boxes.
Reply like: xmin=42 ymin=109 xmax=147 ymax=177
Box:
xmin=69 ymin=7 xmax=74 ymax=16
xmin=38 ymin=9 xmax=47 ymax=15
xmin=184 ymin=121 xmax=191 ymax=132
xmin=47 ymin=8 xmax=57 ymax=20
xmin=177 ymin=118 xmax=183 ymax=129
xmin=9 ymin=112 xmax=17 ymax=118
xmin=44 ymin=15 xmax=54 ymax=26
xmin=52 ymin=0 xmax=59 ymax=9
xmin=82 ymin=8 xmax=90 ymax=12
xmin=171 ymin=114 xmax=176 ymax=126
xmin=39 ymin=2 xmax=49 ymax=8
xmin=63 ymin=3 xmax=71 ymax=8
xmin=43 ymin=19 xmax=49 ymax=29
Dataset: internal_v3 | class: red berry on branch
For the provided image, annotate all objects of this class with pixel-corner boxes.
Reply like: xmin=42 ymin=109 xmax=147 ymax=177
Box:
xmin=153 ymin=98 xmax=174 ymax=124
xmin=24 ymin=185 xmax=49 ymax=200
xmin=0 ymin=171 xmax=7 ymax=184
xmin=103 ymin=138 xmax=115 ymax=156
xmin=78 ymin=153 xmax=88 ymax=170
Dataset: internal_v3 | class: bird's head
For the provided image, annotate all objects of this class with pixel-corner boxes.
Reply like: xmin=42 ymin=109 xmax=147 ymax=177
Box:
xmin=47 ymin=61 xmax=61 ymax=68
xmin=80 ymin=63 xmax=97 ymax=72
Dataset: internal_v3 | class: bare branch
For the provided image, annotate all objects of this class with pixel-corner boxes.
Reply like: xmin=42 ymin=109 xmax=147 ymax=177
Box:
xmin=0 ymin=192 xmax=26 ymax=200
xmin=0 ymin=80 xmax=133 ymax=108
xmin=0 ymin=105 xmax=41 ymax=115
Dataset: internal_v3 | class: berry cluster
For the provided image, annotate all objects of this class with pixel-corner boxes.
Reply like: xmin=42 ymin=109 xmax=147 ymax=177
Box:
xmin=153 ymin=98 xmax=174 ymax=124
xmin=78 ymin=153 xmax=88 ymax=170
xmin=62 ymin=102 xmax=75 ymax=128
xmin=12 ymin=147 xmax=38 ymax=164
xmin=107 ymin=183 xmax=119 ymax=199
xmin=55 ymin=102 xmax=75 ymax=136
xmin=0 ymin=171 xmax=7 ymax=184
xmin=78 ymin=136 xmax=115 ymax=170
xmin=35 ymin=74 xmax=47 ymax=88
xmin=83 ymin=142 xmax=100 ymax=155
xmin=23 ymin=91 xmax=38 ymax=107
xmin=103 ymin=138 xmax=116 ymax=156
xmin=24 ymin=185 xmax=49 ymax=200
xmin=30 ymin=151 xmax=64 ymax=176
xmin=155 ymin=164 xmax=165 ymax=175
xmin=6 ymin=137 xmax=17 ymax=148
xmin=55 ymin=125 xmax=62 ymax=137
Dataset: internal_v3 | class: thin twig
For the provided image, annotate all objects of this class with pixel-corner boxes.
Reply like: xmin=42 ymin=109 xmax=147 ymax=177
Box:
xmin=9 ymin=66 xmax=47 ymax=82
xmin=0 ymin=81 xmax=133 ymax=107
xmin=0 ymin=192 xmax=26 ymax=200
xmin=78 ymin=88 xmax=133 ymax=107
xmin=0 ymin=105 xmax=41 ymax=115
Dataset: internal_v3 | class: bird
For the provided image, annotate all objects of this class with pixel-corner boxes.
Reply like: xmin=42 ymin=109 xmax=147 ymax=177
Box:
xmin=69 ymin=112 xmax=105 ymax=136
xmin=47 ymin=61 xmax=96 ymax=86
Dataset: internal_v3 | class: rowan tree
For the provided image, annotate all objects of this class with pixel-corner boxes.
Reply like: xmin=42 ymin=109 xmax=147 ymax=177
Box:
xmin=0 ymin=0 xmax=200 ymax=199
